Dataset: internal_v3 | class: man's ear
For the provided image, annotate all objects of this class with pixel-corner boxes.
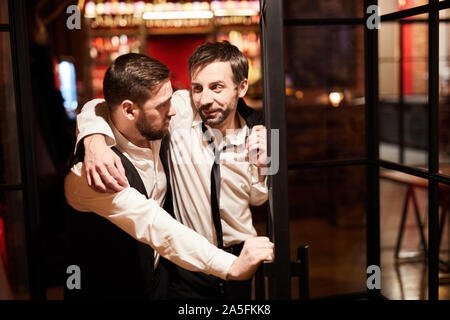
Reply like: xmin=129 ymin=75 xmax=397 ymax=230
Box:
xmin=238 ymin=79 xmax=248 ymax=98
xmin=120 ymin=100 xmax=139 ymax=120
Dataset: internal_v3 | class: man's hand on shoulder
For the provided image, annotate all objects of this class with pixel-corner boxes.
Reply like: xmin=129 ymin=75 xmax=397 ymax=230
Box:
xmin=226 ymin=236 xmax=274 ymax=281
xmin=83 ymin=134 xmax=128 ymax=193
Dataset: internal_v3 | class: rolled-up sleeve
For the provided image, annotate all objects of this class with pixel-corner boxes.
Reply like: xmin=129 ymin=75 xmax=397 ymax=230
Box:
xmin=64 ymin=165 xmax=237 ymax=280
xmin=75 ymin=99 xmax=116 ymax=152
xmin=249 ymin=164 xmax=268 ymax=206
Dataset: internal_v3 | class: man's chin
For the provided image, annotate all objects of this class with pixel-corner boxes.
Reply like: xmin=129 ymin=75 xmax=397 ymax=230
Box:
xmin=157 ymin=128 xmax=170 ymax=139
xmin=201 ymin=114 xmax=225 ymax=127
xmin=142 ymin=128 xmax=169 ymax=141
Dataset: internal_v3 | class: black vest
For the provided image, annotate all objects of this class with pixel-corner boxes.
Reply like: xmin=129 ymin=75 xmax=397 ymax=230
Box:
xmin=64 ymin=99 xmax=261 ymax=299
xmin=236 ymin=98 xmax=264 ymax=129
xmin=65 ymin=146 xmax=155 ymax=299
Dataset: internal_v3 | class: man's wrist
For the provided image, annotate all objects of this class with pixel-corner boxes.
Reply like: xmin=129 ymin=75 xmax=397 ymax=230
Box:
xmin=84 ymin=133 xmax=106 ymax=148
xmin=258 ymin=168 xmax=267 ymax=183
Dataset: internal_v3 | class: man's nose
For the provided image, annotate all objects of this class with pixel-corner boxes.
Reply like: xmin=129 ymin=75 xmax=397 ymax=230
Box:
xmin=168 ymin=102 xmax=176 ymax=117
xmin=199 ymin=90 xmax=214 ymax=106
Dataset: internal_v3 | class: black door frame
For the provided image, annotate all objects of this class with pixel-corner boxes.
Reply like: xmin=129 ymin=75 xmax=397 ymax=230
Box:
xmin=260 ymin=0 xmax=450 ymax=300
xmin=0 ymin=0 xmax=44 ymax=299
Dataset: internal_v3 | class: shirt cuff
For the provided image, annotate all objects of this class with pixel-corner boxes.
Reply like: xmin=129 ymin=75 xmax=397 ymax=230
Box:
xmin=206 ymin=250 xmax=238 ymax=280
xmin=250 ymin=165 xmax=267 ymax=186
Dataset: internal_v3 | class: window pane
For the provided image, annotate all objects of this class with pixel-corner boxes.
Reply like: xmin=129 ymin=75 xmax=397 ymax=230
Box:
xmin=289 ymin=166 xmax=367 ymax=298
xmin=0 ymin=0 xmax=8 ymax=24
xmin=439 ymin=9 xmax=450 ymax=177
xmin=379 ymin=21 xmax=429 ymax=169
xmin=0 ymin=191 xmax=29 ymax=299
xmin=380 ymin=170 xmax=429 ymax=299
xmin=0 ymin=32 xmax=21 ymax=184
xmin=379 ymin=0 xmax=428 ymax=16
xmin=284 ymin=0 xmax=364 ymax=19
xmin=438 ymin=186 xmax=450 ymax=300
xmin=380 ymin=170 xmax=450 ymax=299
xmin=285 ymin=25 xmax=365 ymax=163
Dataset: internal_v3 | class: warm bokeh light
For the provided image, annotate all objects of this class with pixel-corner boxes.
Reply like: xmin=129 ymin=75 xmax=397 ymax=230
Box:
xmin=329 ymin=92 xmax=344 ymax=107
xmin=143 ymin=10 xmax=214 ymax=20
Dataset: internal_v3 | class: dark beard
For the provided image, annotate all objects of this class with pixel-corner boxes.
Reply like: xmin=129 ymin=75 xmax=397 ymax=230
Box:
xmin=136 ymin=113 xmax=168 ymax=141
xmin=199 ymin=106 xmax=232 ymax=127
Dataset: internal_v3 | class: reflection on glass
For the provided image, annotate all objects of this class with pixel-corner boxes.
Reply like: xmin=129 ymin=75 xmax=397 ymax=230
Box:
xmin=285 ymin=25 xmax=365 ymax=163
xmin=283 ymin=0 xmax=364 ymax=19
xmin=379 ymin=20 xmax=429 ymax=169
xmin=0 ymin=191 xmax=29 ymax=299
xmin=0 ymin=0 xmax=8 ymax=24
xmin=438 ymin=187 xmax=450 ymax=299
xmin=439 ymin=10 xmax=450 ymax=176
xmin=58 ymin=61 xmax=78 ymax=119
xmin=0 ymin=33 xmax=21 ymax=184
xmin=380 ymin=170 xmax=429 ymax=299
xmin=288 ymin=166 xmax=366 ymax=298
xmin=381 ymin=169 xmax=450 ymax=299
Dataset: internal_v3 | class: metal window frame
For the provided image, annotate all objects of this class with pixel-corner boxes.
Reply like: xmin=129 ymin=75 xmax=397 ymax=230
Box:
xmin=259 ymin=0 xmax=292 ymax=299
xmin=427 ymin=0 xmax=440 ymax=301
xmin=261 ymin=0 xmax=449 ymax=300
xmin=364 ymin=0 xmax=381 ymax=300
xmin=3 ymin=0 xmax=44 ymax=299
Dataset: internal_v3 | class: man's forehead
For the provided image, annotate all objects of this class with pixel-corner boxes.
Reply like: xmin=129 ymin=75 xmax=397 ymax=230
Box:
xmin=191 ymin=61 xmax=233 ymax=81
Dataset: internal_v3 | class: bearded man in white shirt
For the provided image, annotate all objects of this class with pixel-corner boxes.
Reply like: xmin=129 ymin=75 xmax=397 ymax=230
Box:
xmin=64 ymin=52 xmax=273 ymax=299
xmin=76 ymin=41 xmax=270 ymax=299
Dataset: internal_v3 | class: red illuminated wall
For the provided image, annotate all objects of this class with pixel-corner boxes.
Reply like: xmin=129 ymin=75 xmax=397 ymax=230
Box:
xmin=401 ymin=0 xmax=413 ymax=95
xmin=147 ymin=35 xmax=207 ymax=90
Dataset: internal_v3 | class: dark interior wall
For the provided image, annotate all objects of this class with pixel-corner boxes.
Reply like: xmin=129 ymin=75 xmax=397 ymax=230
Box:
xmin=283 ymin=0 xmax=364 ymax=92
xmin=282 ymin=0 xmax=367 ymax=224
xmin=25 ymin=0 xmax=79 ymax=287
xmin=27 ymin=0 xmax=88 ymax=103
xmin=284 ymin=0 xmax=363 ymax=19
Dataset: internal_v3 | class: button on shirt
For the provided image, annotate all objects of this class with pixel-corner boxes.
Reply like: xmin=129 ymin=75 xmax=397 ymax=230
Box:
xmin=65 ymin=100 xmax=237 ymax=280
xmin=76 ymin=91 xmax=268 ymax=249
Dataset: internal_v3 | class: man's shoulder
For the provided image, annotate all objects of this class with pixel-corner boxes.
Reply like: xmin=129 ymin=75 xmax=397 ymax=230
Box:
xmin=171 ymin=89 xmax=190 ymax=108
xmin=79 ymin=98 xmax=108 ymax=117
xmin=170 ymin=89 xmax=194 ymax=121
xmin=82 ymin=98 xmax=106 ymax=109
xmin=172 ymin=89 xmax=190 ymax=99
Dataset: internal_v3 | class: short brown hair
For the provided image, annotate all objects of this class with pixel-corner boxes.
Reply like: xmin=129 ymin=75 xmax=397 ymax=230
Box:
xmin=103 ymin=53 xmax=170 ymax=110
xmin=188 ymin=41 xmax=248 ymax=85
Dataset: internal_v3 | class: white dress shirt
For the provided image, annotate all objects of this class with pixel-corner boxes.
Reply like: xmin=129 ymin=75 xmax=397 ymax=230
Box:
xmin=168 ymin=90 xmax=267 ymax=246
xmin=65 ymin=102 xmax=237 ymax=280
xmin=76 ymin=90 xmax=268 ymax=248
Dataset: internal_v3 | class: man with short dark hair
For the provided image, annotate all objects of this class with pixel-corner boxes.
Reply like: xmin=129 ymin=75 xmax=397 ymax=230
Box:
xmin=64 ymin=52 xmax=273 ymax=299
xmin=76 ymin=41 xmax=269 ymax=299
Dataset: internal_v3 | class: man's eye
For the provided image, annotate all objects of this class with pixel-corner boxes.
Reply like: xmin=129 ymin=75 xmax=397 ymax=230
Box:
xmin=192 ymin=86 xmax=202 ymax=93
xmin=212 ymin=85 xmax=223 ymax=92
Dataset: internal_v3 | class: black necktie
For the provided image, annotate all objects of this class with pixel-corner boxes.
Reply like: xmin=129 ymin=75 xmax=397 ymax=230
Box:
xmin=202 ymin=123 xmax=235 ymax=249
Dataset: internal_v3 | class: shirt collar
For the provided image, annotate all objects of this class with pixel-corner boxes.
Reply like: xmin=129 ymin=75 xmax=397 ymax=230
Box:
xmin=194 ymin=111 xmax=248 ymax=147
xmin=192 ymin=110 xmax=203 ymax=128
xmin=110 ymin=120 xmax=161 ymax=158
xmin=225 ymin=113 xmax=247 ymax=146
